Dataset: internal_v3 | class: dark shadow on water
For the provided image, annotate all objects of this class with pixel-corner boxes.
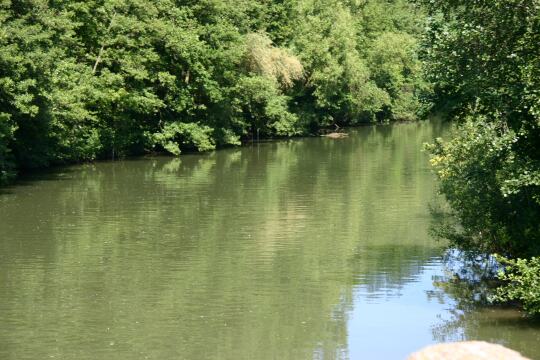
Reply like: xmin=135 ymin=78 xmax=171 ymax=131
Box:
xmin=2 ymin=167 xmax=76 ymax=189
xmin=0 ymin=168 xmax=75 ymax=196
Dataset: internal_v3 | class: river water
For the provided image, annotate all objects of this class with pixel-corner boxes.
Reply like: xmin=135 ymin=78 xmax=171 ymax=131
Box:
xmin=1 ymin=122 xmax=539 ymax=359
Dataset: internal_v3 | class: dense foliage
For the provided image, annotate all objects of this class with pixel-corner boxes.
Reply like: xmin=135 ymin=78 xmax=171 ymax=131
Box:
xmin=0 ymin=0 xmax=425 ymax=183
xmin=492 ymin=256 xmax=540 ymax=315
xmin=423 ymin=0 xmax=540 ymax=259
xmin=422 ymin=0 xmax=540 ymax=315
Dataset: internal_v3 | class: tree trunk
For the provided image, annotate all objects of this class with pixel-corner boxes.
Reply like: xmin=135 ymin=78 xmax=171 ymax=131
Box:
xmin=92 ymin=11 xmax=117 ymax=74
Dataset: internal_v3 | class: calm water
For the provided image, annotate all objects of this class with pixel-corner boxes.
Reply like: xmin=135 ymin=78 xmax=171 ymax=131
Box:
xmin=1 ymin=122 xmax=539 ymax=360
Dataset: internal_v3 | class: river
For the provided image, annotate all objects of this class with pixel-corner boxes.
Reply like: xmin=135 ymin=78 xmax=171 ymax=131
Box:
xmin=0 ymin=121 xmax=539 ymax=359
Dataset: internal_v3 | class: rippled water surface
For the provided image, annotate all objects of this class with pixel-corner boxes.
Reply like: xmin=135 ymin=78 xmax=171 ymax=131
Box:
xmin=1 ymin=122 xmax=539 ymax=359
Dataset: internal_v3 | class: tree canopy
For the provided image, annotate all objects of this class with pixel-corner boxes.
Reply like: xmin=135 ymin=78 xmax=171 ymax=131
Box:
xmin=0 ymin=0 xmax=425 ymax=183
xmin=422 ymin=0 xmax=540 ymax=258
xmin=422 ymin=0 xmax=540 ymax=315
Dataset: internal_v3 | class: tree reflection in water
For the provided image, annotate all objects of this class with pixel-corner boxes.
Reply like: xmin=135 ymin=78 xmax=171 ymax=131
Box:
xmin=429 ymin=251 xmax=540 ymax=359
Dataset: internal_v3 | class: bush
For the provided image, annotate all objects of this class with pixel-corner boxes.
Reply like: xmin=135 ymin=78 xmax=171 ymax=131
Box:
xmin=426 ymin=119 xmax=540 ymax=258
xmin=492 ymin=256 xmax=540 ymax=316
xmin=153 ymin=122 xmax=216 ymax=155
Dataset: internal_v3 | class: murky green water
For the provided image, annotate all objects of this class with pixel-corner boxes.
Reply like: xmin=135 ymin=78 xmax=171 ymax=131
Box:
xmin=1 ymin=122 xmax=539 ymax=360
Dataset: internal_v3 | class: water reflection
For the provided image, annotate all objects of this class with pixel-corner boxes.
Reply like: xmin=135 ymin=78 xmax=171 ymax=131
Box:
xmin=3 ymin=121 xmax=535 ymax=360
xmin=428 ymin=260 xmax=540 ymax=359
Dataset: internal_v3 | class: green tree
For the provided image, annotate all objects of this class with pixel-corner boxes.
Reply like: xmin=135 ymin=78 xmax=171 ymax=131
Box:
xmin=422 ymin=0 xmax=540 ymax=258
xmin=0 ymin=0 xmax=427 ymax=181
xmin=422 ymin=0 xmax=540 ymax=315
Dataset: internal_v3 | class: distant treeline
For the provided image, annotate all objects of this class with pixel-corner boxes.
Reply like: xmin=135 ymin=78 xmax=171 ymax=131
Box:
xmin=0 ymin=0 xmax=426 ymax=182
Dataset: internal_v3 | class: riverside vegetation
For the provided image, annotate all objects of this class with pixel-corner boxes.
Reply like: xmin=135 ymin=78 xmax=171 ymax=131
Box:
xmin=422 ymin=0 xmax=540 ymax=315
xmin=0 ymin=0 xmax=426 ymax=183
xmin=1 ymin=0 xmax=539 ymax=317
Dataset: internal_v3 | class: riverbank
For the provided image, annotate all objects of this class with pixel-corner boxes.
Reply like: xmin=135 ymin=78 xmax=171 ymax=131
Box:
xmin=0 ymin=0 xmax=426 ymax=188
xmin=1 ymin=120 xmax=418 ymax=187
xmin=2 ymin=122 xmax=539 ymax=359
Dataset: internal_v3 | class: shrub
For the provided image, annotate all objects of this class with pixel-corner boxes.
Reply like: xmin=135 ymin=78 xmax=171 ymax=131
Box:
xmin=492 ymin=256 xmax=540 ymax=316
xmin=426 ymin=119 xmax=540 ymax=258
